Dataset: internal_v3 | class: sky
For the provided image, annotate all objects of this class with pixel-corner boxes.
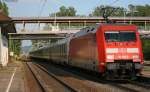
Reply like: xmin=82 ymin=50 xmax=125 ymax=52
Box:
xmin=4 ymin=0 xmax=150 ymax=46
xmin=6 ymin=0 xmax=150 ymax=17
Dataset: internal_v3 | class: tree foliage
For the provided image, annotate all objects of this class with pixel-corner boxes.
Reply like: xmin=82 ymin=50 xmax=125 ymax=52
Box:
xmin=127 ymin=4 xmax=150 ymax=16
xmin=45 ymin=5 xmax=150 ymax=60
xmin=142 ymin=40 xmax=150 ymax=60
xmin=50 ymin=6 xmax=76 ymax=17
xmin=33 ymin=6 xmax=77 ymax=48
xmin=127 ymin=5 xmax=150 ymax=60
xmin=0 ymin=2 xmax=21 ymax=56
xmin=90 ymin=5 xmax=125 ymax=16
xmin=9 ymin=40 xmax=21 ymax=56
xmin=0 ymin=2 xmax=9 ymax=15
xmin=90 ymin=4 xmax=150 ymax=17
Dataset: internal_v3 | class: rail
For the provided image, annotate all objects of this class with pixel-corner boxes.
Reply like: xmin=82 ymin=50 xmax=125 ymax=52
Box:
xmin=27 ymin=62 xmax=78 ymax=92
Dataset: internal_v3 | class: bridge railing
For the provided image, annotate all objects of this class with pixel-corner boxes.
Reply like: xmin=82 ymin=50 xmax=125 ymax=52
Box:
xmin=16 ymin=25 xmax=150 ymax=34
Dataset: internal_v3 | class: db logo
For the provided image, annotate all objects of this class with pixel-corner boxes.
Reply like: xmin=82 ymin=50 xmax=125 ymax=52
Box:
xmin=119 ymin=48 xmax=127 ymax=53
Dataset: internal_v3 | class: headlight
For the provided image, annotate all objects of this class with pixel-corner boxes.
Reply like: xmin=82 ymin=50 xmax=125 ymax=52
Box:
xmin=133 ymin=55 xmax=139 ymax=59
xmin=107 ymin=55 xmax=114 ymax=59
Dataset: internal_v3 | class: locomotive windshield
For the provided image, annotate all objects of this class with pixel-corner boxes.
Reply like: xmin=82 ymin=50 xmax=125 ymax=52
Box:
xmin=105 ymin=31 xmax=136 ymax=42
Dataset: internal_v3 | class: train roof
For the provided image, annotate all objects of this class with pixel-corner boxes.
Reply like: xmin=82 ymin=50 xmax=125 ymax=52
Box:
xmin=71 ymin=27 xmax=96 ymax=39
xmin=71 ymin=23 xmax=136 ymax=39
xmin=30 ymin=23 xmax=137 ymax=53
xmin=98 ymin=23 xmax=136 ymax=26
xmin=50 ymin=38 xmax=68 ymax=47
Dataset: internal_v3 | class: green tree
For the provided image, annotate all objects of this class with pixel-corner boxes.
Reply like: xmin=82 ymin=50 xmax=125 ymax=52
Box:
xmin=127 ymin=4 xmax=150 ymax=16
xmin=50 ymin=6 xmax=76 ymax=17
xmin=142 ymin=40 xmax=150 ymax=60
xmin=127 ymin=4 xmax=150 ymax=60
xmin=90 ymin=5 xmax=125 ymax=17
xmin=0 ymin=2 xmax=22 ymax=56
xmin=0 ymin=2 xmax=9 ymax=15
xmin=89 ymin=5 xmax=104 ymax=16
xmin=9 ymin=40 xmax=21 ymax=56
xmin=67 ymin=6 xmax=76 ymax=16
xmin=32 ymin=6 xmax=77 ymax=48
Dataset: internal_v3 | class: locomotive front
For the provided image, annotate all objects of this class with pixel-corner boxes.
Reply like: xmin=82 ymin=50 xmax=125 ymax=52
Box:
xmin=96 ymin=24 xmax=143 ymax=79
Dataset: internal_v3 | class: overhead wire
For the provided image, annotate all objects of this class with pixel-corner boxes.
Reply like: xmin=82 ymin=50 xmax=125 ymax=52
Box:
xmin=102 ymin=0 xmax=121 ymax=22
xmin=33 ymin=0 xmax=121 ymax=31
xmin=32 ymin=0 xmax=47 ymax=31
xmin=110 ymin=0 xmax=120 ymax=5
xmin=38 ymin=0 xmax=47 ymax=17
xmin=32 ymin=0 xmax=63 ymax=31
xmin=51 ymin=0 xmax=63 ymax=6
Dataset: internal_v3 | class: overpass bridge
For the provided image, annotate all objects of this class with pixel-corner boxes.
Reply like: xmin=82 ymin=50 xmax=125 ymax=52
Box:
xmin=12 ymin=16 xmax=150 ymax=23
xmin=9 ymin=16 xmax=150 ymax=40
xmin=8 ymin=30 xmax=79 ymax=40
xmin=8 ymin=30 xmax=150 ymax=40
xmin=12 ymin=16 xmax=150 ymax=31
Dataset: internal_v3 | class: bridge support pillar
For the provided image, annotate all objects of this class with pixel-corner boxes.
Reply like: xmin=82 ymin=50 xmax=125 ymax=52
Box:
xmin=69 ymin=21 xmax=71 ymax=29
xmin=130 ymin=20 xmax=132 ymax=24
xmin=38 ymin=21 xmax=40 ymax=30
xmin=84 ymin=21 xmax=87 ymax=27
xmin=22 ymin=21 xmax=25 ymax=32
xmin=145 ymin=21 xmax=147 ymax=31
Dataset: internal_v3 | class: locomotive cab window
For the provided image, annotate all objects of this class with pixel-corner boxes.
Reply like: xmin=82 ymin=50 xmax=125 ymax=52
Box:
xmin=104 ymin=31 xmax=136 ymax=42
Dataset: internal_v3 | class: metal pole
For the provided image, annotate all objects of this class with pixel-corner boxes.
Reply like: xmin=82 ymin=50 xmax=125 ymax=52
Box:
xmin=130 ymin=21 xmax=132 ymax=24
xmin=54 ymin=13 xmax=57 ymax=27
xmin=12 ymin=40 xmax=14 ymax=53
xmin=9 ymin=34 xmax=11 ymax=51
xmin=145 ymin=20 xmax=147 ymax=31
xmin=69 ymin=20 xmax=71 ymax=29
xmin=38 ymin=21 xmax=40 ymax=30
xmin=84 ymin=21 xmax=86 ymax=27
xmin=130 ymin=11 xmax=132 ymax=24
xmin=23 ymin=21 xmax=25 ymax=32
xmin=124 ymin=11 xmax=126 ymax=24
xmin=0 ymin=27 xmax=1 ymax=64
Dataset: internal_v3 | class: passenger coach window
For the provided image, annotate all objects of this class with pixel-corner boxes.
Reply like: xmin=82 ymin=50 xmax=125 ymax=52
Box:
xmin=105 ymin=31 xmax=136 ymax=42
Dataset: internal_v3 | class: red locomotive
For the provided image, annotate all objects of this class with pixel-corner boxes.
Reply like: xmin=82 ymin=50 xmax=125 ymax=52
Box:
xmin=29 ymin=23 xmax=143 ymax=79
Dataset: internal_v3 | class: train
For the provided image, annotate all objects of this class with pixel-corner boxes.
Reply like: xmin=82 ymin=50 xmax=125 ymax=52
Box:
xmin=29 ymin=23 xmax=144 ymax=79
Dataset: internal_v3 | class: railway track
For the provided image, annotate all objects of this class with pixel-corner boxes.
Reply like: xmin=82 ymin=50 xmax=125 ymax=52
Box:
xmin=33 ymin=61 xmax=120 ymax=92
xmin=25 ymin=60 xmax=150 ymax=92
xmin=144 ymin=64 xmax=150 ymax=66
xmin=26 ymin=62 xmax=78 ymax=92
xmin=24 ymin=62 xmax=44 ymax=92
xmin=67 ymin=67 xmax=150 ymax=92
xmin=110 ymin=76 xmax=150 ymax=92
xmin=120 ymin=79 xmax=150 ymax=92
xmin=26 ymin=62 xmax=49 ymax=92
xmin=35 ymin=61 xmax=150 ymax=92
xmin=128 ymin=76 xmax=150 ymax=89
